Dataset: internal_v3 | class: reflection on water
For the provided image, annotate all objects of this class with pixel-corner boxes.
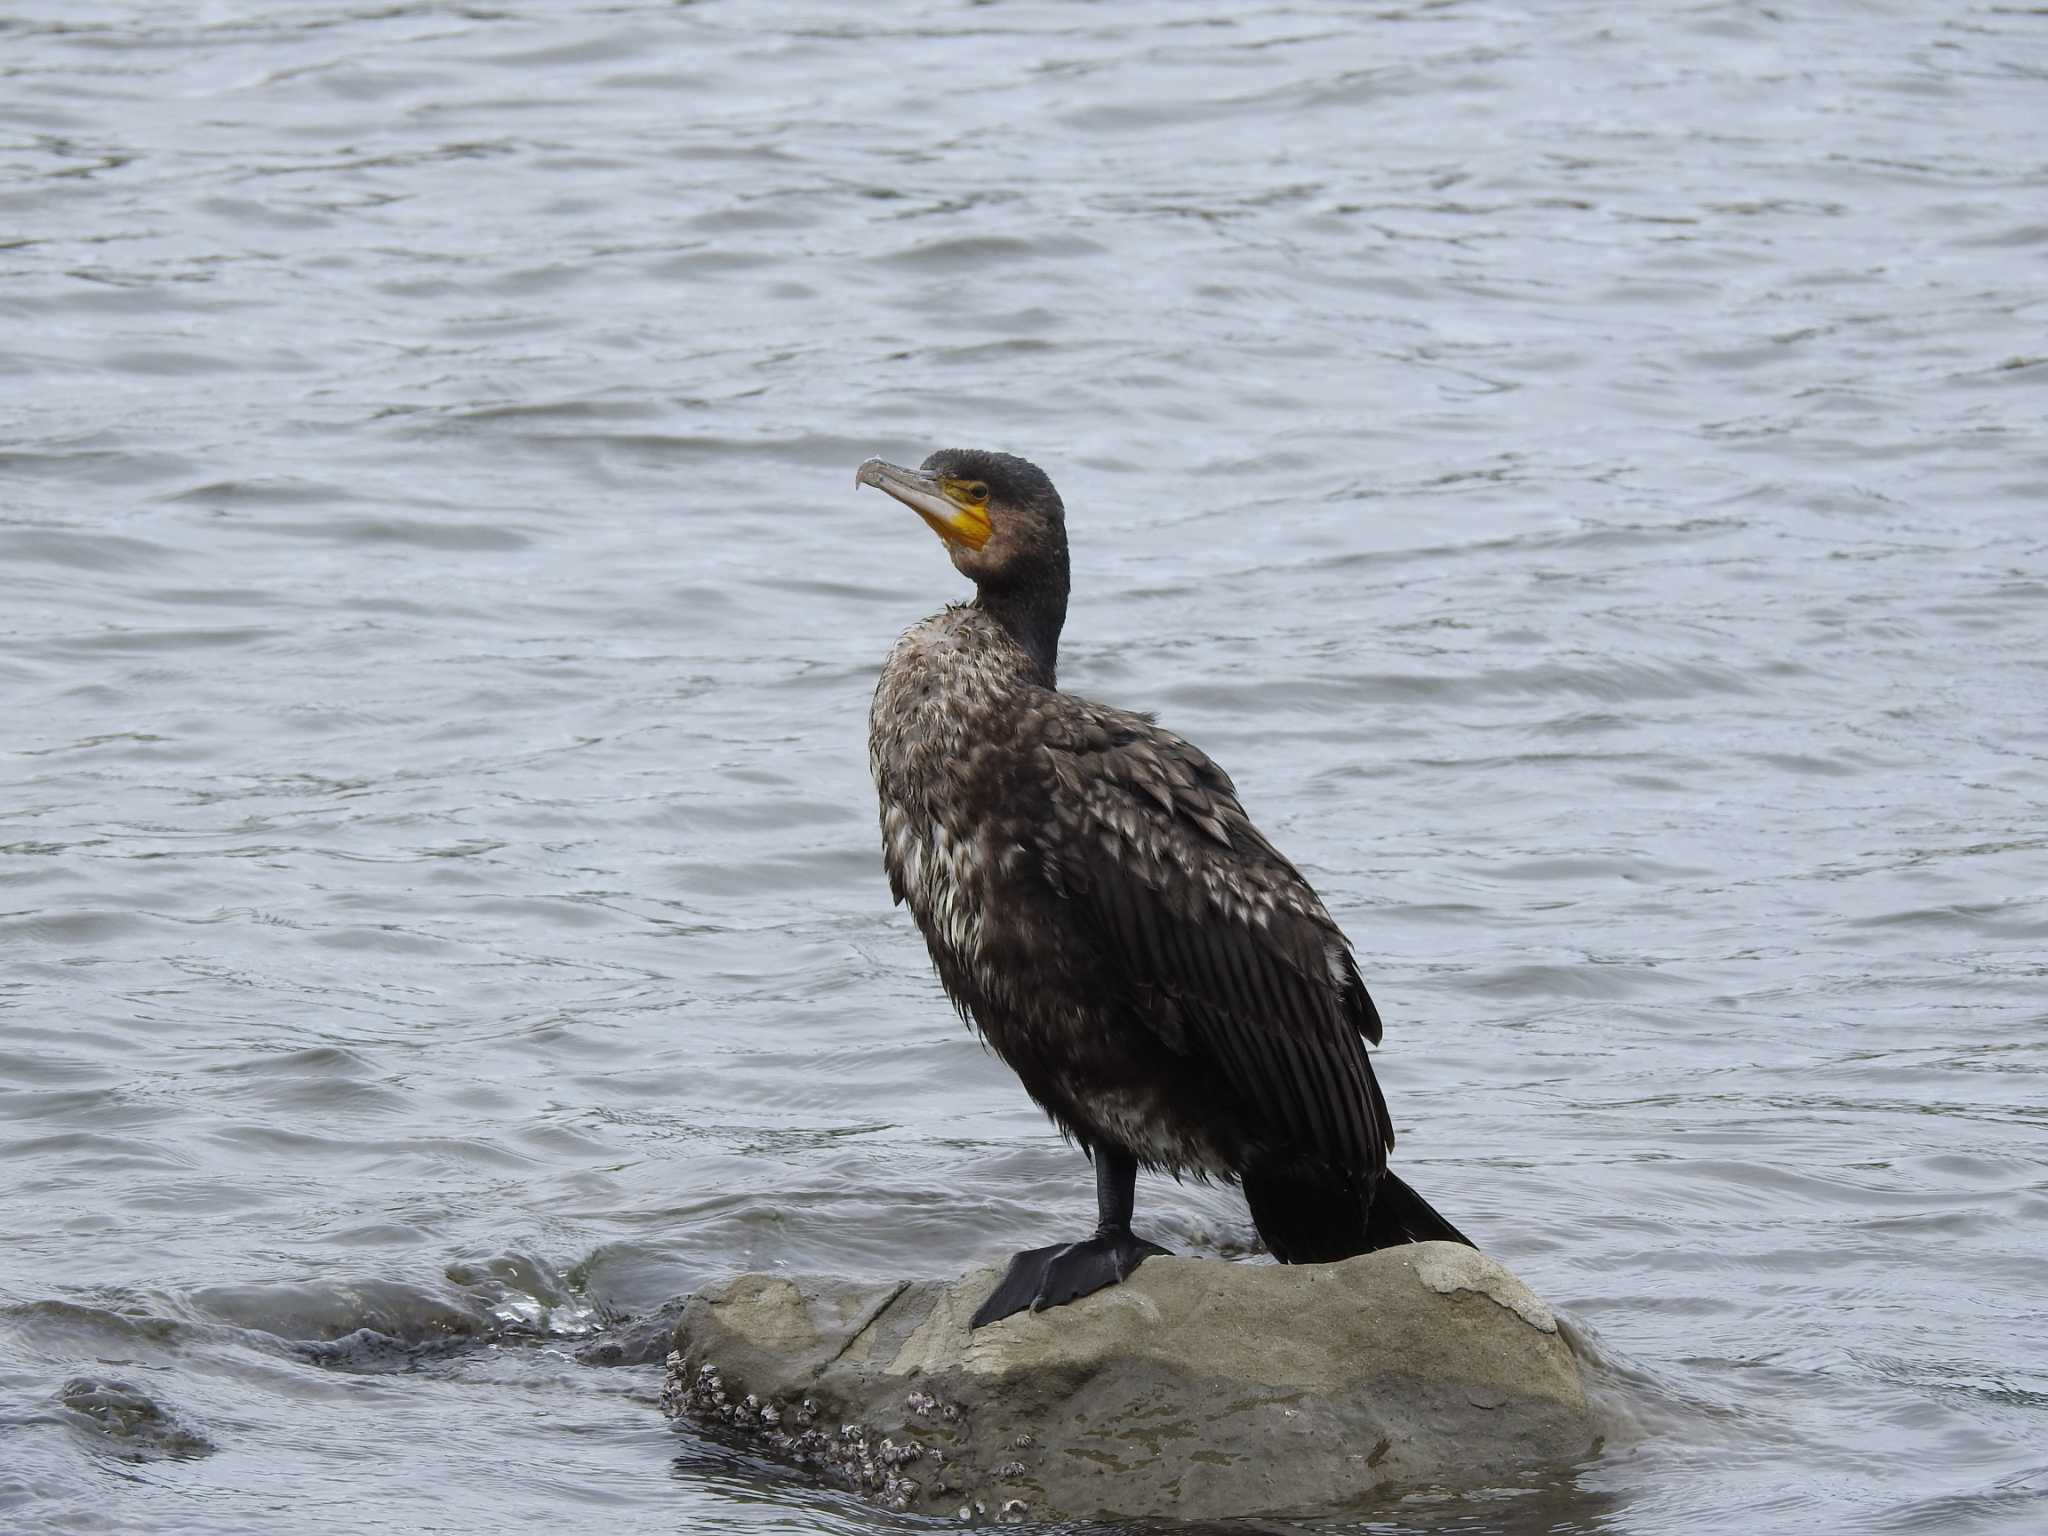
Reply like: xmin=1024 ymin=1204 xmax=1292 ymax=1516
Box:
xmin=3 ymin=1 xmax=2045 ymax=1532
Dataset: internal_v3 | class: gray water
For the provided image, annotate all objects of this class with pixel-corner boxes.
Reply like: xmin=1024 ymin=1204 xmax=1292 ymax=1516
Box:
xmin=3 ymin=1 xmax=2045 ymax=1531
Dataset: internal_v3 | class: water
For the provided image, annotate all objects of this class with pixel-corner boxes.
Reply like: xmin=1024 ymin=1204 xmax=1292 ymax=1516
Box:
xmin=3 ymin=1 xmax=2044 ymax=1531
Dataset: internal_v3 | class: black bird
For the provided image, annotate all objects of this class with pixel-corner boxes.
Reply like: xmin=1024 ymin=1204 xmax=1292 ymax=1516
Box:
xmin=858 ymin=449 xmax=1471 ymax=1329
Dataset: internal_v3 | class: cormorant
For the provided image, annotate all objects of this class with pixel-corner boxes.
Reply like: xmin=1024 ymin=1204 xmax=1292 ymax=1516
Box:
xmin=858 ymin=449 xmax=1471 ymax=1329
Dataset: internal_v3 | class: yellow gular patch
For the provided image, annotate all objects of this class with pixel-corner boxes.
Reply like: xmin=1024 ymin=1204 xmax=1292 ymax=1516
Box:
xmin=926 ymin=480 xmax=992 ymax=549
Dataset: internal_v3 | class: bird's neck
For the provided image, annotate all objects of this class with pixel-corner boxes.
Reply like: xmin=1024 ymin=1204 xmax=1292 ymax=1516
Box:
xmin=974 ymin=563 xmax=1068 ymax=687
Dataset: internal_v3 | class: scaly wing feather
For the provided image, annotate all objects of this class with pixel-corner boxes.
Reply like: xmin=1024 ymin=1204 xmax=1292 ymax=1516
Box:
xmin=1036 ymin=701 xmax=1393 ymax=1178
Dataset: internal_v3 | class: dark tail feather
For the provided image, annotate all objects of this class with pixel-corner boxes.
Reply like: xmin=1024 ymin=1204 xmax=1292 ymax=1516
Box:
xmin=1244 ymin=1166 xmax=1473 ymax=1263
xmin=1366 ymin=1169 xmax=1474 ymax=1250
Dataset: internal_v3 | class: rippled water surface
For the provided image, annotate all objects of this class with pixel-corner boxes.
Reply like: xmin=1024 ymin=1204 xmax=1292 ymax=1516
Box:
xmin=4 ymin=2 xmax=2046 ymax=1532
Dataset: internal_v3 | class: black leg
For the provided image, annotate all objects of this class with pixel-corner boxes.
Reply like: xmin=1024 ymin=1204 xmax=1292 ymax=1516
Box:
xmin=970 ymin=1146 xmax=1173 ymax=1329
xmin=1093 ymin=1144 xmax=1138 ymax=1234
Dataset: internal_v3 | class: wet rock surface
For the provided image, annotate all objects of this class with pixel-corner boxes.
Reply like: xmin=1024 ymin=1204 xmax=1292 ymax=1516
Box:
xmin=658 ymin=1243 xmax=1595 ymax=1523
xmin=57 ymin=1377 xmax=215 ymax=1462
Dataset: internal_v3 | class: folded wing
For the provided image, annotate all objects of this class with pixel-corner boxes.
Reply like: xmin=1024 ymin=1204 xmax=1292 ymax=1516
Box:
xmin=1035 ymin=704 xmax=1394 ymax=1179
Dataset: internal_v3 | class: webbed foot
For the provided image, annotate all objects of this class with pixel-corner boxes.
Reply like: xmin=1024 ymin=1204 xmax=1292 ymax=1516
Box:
xmin=969 ymin=1229 xmax=1171 ymax=1329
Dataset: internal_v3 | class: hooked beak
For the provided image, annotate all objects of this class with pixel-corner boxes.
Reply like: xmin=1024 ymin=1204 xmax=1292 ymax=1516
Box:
xmin=855 ymin=458 xmax=992 ymax=551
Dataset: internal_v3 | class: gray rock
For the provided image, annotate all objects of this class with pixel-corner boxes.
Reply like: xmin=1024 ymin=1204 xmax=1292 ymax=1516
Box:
xmin=659 ymin=1243 xmax=1595 ymax=1523
xmin=58 ymin=1376 xmax=215 ymax=1461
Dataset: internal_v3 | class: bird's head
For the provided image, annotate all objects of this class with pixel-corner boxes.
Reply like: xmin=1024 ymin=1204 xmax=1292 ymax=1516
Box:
xmin=855 ymin=448 xmax=1067 ymax=591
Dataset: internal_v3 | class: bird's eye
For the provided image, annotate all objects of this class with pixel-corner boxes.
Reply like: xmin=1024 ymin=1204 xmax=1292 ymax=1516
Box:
xmin=965 ymin=483 xmax=989 ymax=505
